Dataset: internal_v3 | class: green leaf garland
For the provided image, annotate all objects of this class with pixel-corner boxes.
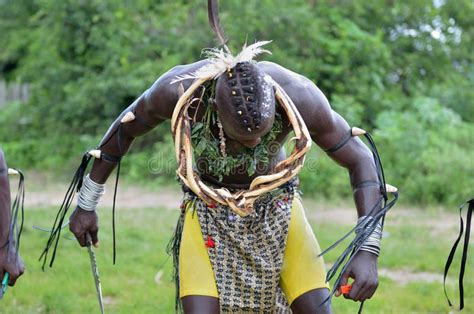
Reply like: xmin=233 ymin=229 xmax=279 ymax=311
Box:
xmin=191 ymin=81 xmax=283 ymax=181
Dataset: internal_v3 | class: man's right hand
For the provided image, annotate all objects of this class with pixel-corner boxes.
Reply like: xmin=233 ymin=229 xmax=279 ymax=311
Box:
xmin=69 ymin=207 xmax=99 ymax=247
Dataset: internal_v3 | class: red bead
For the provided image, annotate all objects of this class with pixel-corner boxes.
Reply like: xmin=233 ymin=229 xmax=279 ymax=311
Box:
xmin=208 ymin=203 xmax=217 ymax=209
xmin=205 ymin=235 xmax=215 ymax=248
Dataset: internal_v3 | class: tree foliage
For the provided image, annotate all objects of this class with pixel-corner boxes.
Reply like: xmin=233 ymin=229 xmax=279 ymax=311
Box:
xmin=0 ymin=0 xmax=472 ymax=205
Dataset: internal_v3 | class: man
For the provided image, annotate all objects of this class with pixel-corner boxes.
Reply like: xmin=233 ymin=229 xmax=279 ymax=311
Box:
xmin=0 ymin=149 xmax=25 ymax=290
xmin=67 ymin=1 xmax=387 ymax=313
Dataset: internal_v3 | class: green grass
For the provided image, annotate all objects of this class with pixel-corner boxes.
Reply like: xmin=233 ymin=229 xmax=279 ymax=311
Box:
xmin=1 ymin=204 xmax=472 ymax=313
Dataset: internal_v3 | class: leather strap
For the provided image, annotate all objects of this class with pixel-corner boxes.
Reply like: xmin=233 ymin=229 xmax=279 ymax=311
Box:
xmin=353 ymin=180 xmax=379 ymax=190
xmin=325 ymin=129 xmax=352 ymax=154
xmin=100 ymin=152 xmax=121 ymax=163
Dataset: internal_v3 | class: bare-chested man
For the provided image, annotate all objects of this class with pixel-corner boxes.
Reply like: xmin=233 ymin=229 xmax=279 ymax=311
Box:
xmin=66 ymin=1 xmax=386 ymax=313
xmin=69 ymin=59 xmax=385 ymax=312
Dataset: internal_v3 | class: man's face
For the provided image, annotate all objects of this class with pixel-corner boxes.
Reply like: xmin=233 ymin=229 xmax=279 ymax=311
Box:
xmin=214 ymin=62 xmax=275 ymax=148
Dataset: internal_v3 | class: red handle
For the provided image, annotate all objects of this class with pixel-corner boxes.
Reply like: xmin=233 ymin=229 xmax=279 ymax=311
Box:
xmin=340 ymin=284 xmax=352 ymax=294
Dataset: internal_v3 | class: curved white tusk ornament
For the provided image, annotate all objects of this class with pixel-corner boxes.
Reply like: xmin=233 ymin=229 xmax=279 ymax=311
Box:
xmin=7 ymin=168 xmax=19 ymax=175
xmin=385 ymin=184 xmax=398 ymax=193
xmin=88 ymin=150 xmax=102 ymax=159
xmin=120 ymin=112 xmax=136 ymax=123
xmin=351 ymin=127 xmax=367 ymax=137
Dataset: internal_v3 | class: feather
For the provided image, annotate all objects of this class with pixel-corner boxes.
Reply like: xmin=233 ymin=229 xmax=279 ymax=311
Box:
xmin=234 ymin=41 xmax=272 ymax=64
xmin=170 ymin=41 xmax=272 ymax=84
xmin=208 ymin=0 xmax=230 ymax=53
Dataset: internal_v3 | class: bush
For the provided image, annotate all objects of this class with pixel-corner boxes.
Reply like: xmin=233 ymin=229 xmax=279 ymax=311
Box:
xmin=374 ymin=97 xmax=473 ymax=205
xmin=1 ymin=0 xmax=472 ymax=206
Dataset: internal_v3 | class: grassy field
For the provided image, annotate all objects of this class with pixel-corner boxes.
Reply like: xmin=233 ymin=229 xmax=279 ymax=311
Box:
xmin=0 ymin=200 xmax=472 ymax=313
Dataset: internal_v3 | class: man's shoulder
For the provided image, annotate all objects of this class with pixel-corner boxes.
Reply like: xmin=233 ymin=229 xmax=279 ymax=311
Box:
xmin=257 ymin=61 xmax=312 ymax=87
xmin=257 ymin=61 xmax=327 ymax=112
xmin=150 ymin=60 xmax=211 ymax=92
xmin=142 ymin=60 xmax=211 ymax=119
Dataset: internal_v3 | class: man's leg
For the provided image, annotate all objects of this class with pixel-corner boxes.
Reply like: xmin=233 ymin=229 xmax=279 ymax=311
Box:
xmin=179 ymin=208 xmax=220 ymax=313
xmin=280 ymin=196 xmax=332 ymax=313
xmin=290 ymin=288 xmax=332 ymax=314
xmin=182 ymin=296 xmax=220 ymax=314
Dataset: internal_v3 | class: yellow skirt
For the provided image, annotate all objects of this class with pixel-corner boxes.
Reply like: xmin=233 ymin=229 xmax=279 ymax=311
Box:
xmin=178 ymin=196 xmax=329 ymax=305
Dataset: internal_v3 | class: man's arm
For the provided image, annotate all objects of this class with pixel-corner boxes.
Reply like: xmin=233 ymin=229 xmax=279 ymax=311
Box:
xmin=261 ymin=62 xmax=382 ymax=302
xmin=297 ymin=82 xmax=381 ymax=302
xmin=0 ymin=150 xmax=25 ymax=286
xmin=69 ymin=61 xmax=206 ymax=247
xmin=80 ymin=60 xmax=209 ymax=185
xmin=295 ymin=82 xmax=382 ymax=218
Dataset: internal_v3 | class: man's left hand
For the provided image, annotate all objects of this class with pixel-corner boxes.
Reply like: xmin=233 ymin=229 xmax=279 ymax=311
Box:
xmin=0 ymin=245 xmax=25 ymax=287
xmin=336 ymin=250 xmax=379 ymax=302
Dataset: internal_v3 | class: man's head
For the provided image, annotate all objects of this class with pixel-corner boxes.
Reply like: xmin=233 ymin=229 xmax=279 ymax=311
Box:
xmin=215 ymin=62 xmax=275 ymax=147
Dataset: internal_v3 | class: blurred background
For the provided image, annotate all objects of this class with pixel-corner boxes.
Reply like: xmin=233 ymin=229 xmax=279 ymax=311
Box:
xmin=0 ymin=0 xmax=472 ymax=313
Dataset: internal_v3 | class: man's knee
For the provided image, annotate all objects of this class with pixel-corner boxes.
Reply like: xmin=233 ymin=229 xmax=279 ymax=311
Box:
xmin=290 ymin=288 xmax=332 ymax=314
xmin=181 ymin=295 xmax=220 ymax=314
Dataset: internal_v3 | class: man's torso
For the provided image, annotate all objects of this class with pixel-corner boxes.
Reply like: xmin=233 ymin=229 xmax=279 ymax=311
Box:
xmin=144 ymin=60 xmax=320 ymax=189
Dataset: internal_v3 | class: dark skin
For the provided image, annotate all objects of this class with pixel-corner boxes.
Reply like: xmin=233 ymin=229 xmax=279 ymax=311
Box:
xmin=70 ymin=60 xmax=381 ymax=313
xmin=0 ymin=149 xmax=25 ymax=287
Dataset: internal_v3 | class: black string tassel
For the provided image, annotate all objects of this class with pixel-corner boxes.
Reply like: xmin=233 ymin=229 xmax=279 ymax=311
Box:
xmin=363 ymin=132 xmax=388 ymax=201
xmin=321 ymin=193 xmax=398 ymax=288
xmin=443 ymin=199 xmax=473 ymax=310
xmin=319 ymin=131 xmax=399 ymax=311
xmin=39 ymin=110 xmax=128 ymax=269
xmin=9 ymin=169 xmax=25 ymax=255
xmin=109 ymin=123 xmax=125 ymax=265
xmin=39 ymin=153 xmax=92 ymax=270
xmin=111 ymin=160 xmax=121 ymax=265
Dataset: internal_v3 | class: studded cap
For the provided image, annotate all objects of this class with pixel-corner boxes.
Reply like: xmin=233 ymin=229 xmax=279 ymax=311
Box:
xmin=215 ymin=62 xmax=275 ymax=134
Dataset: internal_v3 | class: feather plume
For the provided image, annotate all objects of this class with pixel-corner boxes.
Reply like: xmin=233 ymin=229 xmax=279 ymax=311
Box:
xmin=208 ymin=0 xmax=230 ymax=53
xmin=170 ymin=41 xmax=272 ymax=84
xmin=234 ymin=41 xmax=272 ymax=64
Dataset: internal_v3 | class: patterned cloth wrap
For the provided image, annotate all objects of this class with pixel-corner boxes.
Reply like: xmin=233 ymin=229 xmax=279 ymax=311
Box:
xmin=181 ymin=181 xmax=297 ymax=313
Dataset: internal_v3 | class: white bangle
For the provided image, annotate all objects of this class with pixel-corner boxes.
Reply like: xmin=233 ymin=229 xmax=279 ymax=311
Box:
xmin=356 ymin=216 xmax=382 ymax=256
xmin=77 ymin=174 xmax=105 ymax=211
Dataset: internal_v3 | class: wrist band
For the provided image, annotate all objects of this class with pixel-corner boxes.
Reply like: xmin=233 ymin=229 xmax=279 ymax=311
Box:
xmin=356 ymin=216 xmax=382 ymax=256
xmin=77 ymin=174 xmax=106 ymax=211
